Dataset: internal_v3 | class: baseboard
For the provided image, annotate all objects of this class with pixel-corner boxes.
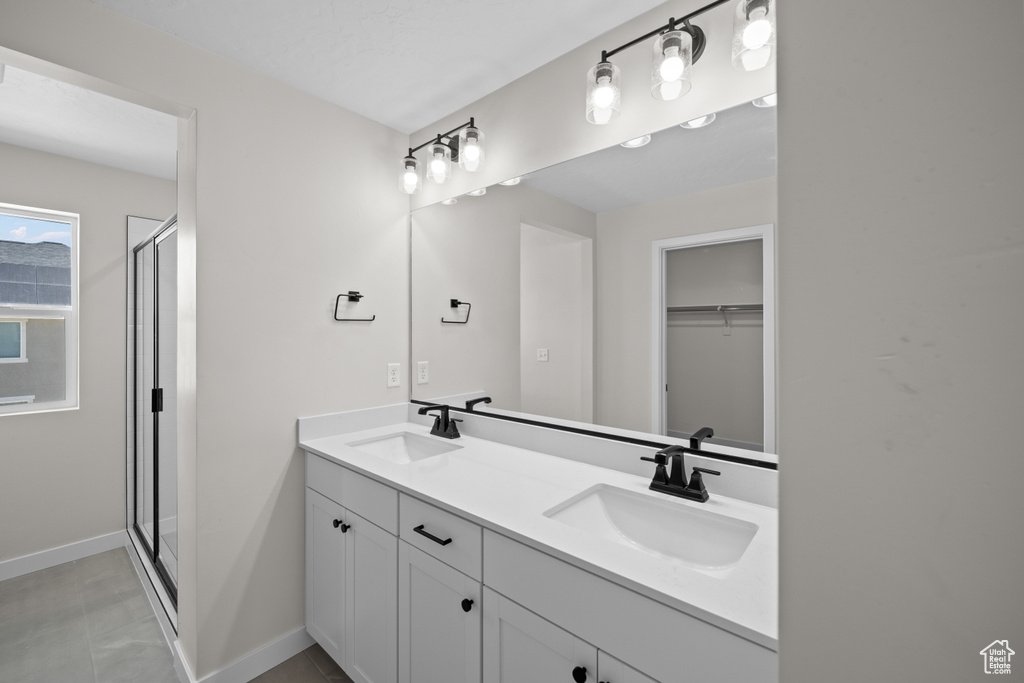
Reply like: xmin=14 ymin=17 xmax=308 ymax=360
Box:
xmin=174 ymin=626 xmax=315 ymax=683
xmin=0 ymin=529 xmax=128 ymax=582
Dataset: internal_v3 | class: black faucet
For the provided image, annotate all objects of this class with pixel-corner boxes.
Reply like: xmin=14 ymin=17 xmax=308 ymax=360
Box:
xmin=640 ymin=427 xmax=720 ymax=502
xmin=465 ymin=396 xmax=492 ymax=411
xmin=417 ymin=404 xmax=461 ymax=439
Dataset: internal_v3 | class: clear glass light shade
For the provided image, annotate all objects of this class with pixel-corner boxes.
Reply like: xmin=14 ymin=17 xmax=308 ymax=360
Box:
xmin=732 ymin=0 xmax=776 ymax=72
xmin=399 ymin=156 xmax=421 ymax=194
xmin=426 ymin=141 xmax=452 ymax=184
xmin=651 ymin=30 xmax=693 ymax=101
xmin=458 ymin=126 xmax=485 ymax=172
xmin=586 ymin=61 xmax=621 ymax=125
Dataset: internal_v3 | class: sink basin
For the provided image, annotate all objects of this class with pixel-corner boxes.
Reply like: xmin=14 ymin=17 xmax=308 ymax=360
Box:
xmin=543 ymin=484 xmax=758 ymax=570
xmin=346 ymin=431 xmax=462 ymax=464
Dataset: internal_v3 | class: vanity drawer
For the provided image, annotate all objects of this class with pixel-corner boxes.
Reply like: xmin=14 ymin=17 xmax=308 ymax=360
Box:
xmin=306 ymin=452 xmax=398 ymax=534
xmin=399 ymin=494 xmax=481 ymax=580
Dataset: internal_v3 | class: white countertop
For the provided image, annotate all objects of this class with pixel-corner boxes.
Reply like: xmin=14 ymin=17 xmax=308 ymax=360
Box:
xmin=300 ymin=421 xmax=777 ymax=650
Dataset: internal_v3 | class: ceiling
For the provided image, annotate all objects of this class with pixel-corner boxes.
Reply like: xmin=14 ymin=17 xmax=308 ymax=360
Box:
xmin=88 ymin=0 xmax=669 ymax=135
xmin=523 ymin=101 xmax=777 ymax=214
xmin=0 ymin=65 xmax=178 ymax=180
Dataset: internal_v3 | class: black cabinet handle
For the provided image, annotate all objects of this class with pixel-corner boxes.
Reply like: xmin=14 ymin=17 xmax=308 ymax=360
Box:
xmin=461 ymin=598 xmax=474 ymax=612
xmin=333 ymin=519 xmax=350 ymax=533
xmin=572 ymin=666 xmax=587 ymax=682
xmin=413 ymin=524 xmax=452 ymax=546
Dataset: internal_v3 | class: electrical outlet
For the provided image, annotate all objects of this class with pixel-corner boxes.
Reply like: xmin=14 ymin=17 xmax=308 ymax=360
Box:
xmin=417 ymin=361 xmax=429 ymax=385
xmin=537 ymin=348 xmax=549 ymax=362
xmin=387 ymin=363 xmax=400 ymax=388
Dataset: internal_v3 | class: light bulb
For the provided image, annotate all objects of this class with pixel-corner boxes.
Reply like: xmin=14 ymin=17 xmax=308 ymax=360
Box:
xmin=463 ymin=145 xmax=480 ymax=162
xmin=659 ymin=80 xmax=684 ymax=101
xmin=742 ymin=8 xmax=772 ymax=49
xmin=659 ymin=48 xmax=685 ymax=82
xmin=430 ymin=156 xmax=447 ymax=183
xmin=402 ymin=171 xmax=418 ymax=193
xmin=458 ymin=125 xmax=485 ymax=172
xmin=593 ymin=79 xmax=615 ymax=109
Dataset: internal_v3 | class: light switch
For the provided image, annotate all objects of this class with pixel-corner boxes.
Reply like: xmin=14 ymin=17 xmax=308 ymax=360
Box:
xmin=537 ymin=348 xmax=549 ymax=362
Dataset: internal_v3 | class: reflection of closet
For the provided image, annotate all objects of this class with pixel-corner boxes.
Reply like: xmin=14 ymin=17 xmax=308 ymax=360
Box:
xmin=665 ymin=241 xmax=763 ymax=450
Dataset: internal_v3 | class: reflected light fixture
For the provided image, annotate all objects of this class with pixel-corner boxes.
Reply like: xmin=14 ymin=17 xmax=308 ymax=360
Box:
xmin=498 ymin=177 xmax=522 ymax=186
xmin=620 ymin=134 xmax=652 ymax=149
xmin=467 ymin=188 xmax=487 ymax=197
xmin=680 ymin=113 xmax=717 ymax=129
xmin=752 ymin=92 xmax=777 ymax=108
xmin=442 ymin=197 xmax=458 ymax=205
xmin=732 ymin=0 xmax=776 ymax=72
xmin=399 ymin=117 xmax=484 ymax=194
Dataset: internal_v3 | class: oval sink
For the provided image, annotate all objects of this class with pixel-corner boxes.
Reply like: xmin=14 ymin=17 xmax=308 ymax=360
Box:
xmin=346 ymin=431 xmax=462 ymax=464
xmin=543 ymin=484 xmax=758 ymax=571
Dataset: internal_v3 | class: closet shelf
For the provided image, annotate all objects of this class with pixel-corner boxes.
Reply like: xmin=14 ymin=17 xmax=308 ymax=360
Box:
xmin=667 ymin=304 xmax=763 ymax=313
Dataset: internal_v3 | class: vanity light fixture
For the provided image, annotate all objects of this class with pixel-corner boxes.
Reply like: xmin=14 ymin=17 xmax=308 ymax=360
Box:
xmin=399 ymin=117 xmax=484 ymax=194
xmin=732 ymin=0 xmax=776 ymax=72
xmin=620 ymin=134 xmax=652 ymax=148
xmin=498 ymin=177 xmax=522 ymax=186
xmin=680 ymin=112 xmax=717 ymax=129
xmin=752 ymin=92 xmax=777 ymax=107
xmin=586 ymin=0 xmax=774 ymax=124
xmin=467 ymin=188 xmax=487 ymax=197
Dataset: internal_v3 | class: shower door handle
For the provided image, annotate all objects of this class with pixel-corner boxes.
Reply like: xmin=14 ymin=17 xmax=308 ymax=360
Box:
xmin=152 ymin=387 xmax=163 ymax=413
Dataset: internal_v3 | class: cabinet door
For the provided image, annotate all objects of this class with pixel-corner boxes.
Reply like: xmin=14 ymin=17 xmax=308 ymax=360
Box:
xmin=306 ymin=489 xmax=347 ymax=666
xmin=346 ymin=511 xmax=399 ymax=683
xmin=399 ymin=542 xmax=481 ymax=683
xmin=597 ymin=651 xmax=660 ymax=683
xmin=483 ymin=587 xmax=597 ymax=683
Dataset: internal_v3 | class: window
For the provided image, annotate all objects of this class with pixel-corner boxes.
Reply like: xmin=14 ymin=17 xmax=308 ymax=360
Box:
xmin=0 ymin=319 xmax=27 ymax=363
xmin=0 ymin=203 xmax=78 ymax=415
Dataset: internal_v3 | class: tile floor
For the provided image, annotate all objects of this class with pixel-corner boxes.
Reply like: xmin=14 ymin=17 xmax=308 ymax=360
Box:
xmin=0 ymin=547 xmax=354 ymax=683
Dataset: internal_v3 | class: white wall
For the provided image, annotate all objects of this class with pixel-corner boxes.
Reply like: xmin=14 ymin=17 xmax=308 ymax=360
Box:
xmin=595 ymin=177 xmax=777 ymax=431
xmin=777 ymin=1 xmax=1024 ymax=680
xmin=520 ymin=223 xmax=592 ymax=422
xmin=0 ymin=2 xmax=409 ymax=678
xmin=0 ymin=141 xmax=175 ymax=561
xmin=411 ymin=183 xmax=595 ymax=408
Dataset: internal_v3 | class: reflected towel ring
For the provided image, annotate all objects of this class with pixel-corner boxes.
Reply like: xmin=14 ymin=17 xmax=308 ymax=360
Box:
xmin=441 ymin=299 xmax=471 ymax=324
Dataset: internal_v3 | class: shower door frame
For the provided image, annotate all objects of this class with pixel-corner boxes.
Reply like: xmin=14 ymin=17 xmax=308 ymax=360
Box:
xmin=131 ymin=214 xmax=178 ymax=607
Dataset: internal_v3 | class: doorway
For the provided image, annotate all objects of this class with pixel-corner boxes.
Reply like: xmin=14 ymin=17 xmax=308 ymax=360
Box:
xmin=651 ymin=224 xmax=775 ymax=453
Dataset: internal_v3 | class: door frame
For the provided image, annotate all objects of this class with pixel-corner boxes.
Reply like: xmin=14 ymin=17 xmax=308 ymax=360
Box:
xmin=650 ymin=224 xmax=775 ymax=453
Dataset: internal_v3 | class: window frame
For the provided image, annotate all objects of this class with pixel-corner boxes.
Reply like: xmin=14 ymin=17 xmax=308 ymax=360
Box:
xmin=0 ymin=202 xmax=79 ymax=416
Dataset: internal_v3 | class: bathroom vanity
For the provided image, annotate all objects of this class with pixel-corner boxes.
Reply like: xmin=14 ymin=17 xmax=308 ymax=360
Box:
xmin=298 ymin=404 xmax=777 ymax=683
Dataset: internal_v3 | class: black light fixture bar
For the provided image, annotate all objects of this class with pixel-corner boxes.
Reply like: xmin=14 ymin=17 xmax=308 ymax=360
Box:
xmin=408 ymin=117 xmax=476 ymax=157
xmin=600 ymin=0 xmax=733 ymax=61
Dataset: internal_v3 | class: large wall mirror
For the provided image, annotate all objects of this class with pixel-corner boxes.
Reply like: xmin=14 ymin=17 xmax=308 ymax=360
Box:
xmin=411 ymin=96 xmax=777 ymax=457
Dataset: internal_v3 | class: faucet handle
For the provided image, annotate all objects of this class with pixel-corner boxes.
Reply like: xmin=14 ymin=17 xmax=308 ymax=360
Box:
xmin=640 ymin=452 xmax=668 ymax=465
xmin=686 ymin=467 xmax=721 ymax=502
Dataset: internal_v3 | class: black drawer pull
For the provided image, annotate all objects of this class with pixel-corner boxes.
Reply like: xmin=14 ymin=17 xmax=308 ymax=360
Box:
xmin=413 ymin=524 xmax=452 ymax=546
xmin=461 ymin=598 xmax=474 ymax=612
xmin=333 ymin=519 xmax=350 ymax=533
xmin=572 ymin=666 xmax=587 ymax=682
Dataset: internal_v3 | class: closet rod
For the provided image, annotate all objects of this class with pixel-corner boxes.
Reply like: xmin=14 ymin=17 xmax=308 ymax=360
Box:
xmin=667 ymin=304 xmax=763 ymax=313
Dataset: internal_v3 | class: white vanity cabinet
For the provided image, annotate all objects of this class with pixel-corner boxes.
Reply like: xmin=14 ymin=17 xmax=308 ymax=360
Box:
xmin=306 ymin=455 xmax=399 ymax=683
xmin=304 ymin=446 xmax=776 ymax=683
xmin=397 ymin=493 xmax=483 ymax=683
xmin=483 ymin=587 xmax=597 ymax=683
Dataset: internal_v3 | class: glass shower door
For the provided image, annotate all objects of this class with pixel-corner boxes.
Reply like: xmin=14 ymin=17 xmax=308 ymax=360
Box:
xmin=132 ymin=220 xmax=177 ymax=604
